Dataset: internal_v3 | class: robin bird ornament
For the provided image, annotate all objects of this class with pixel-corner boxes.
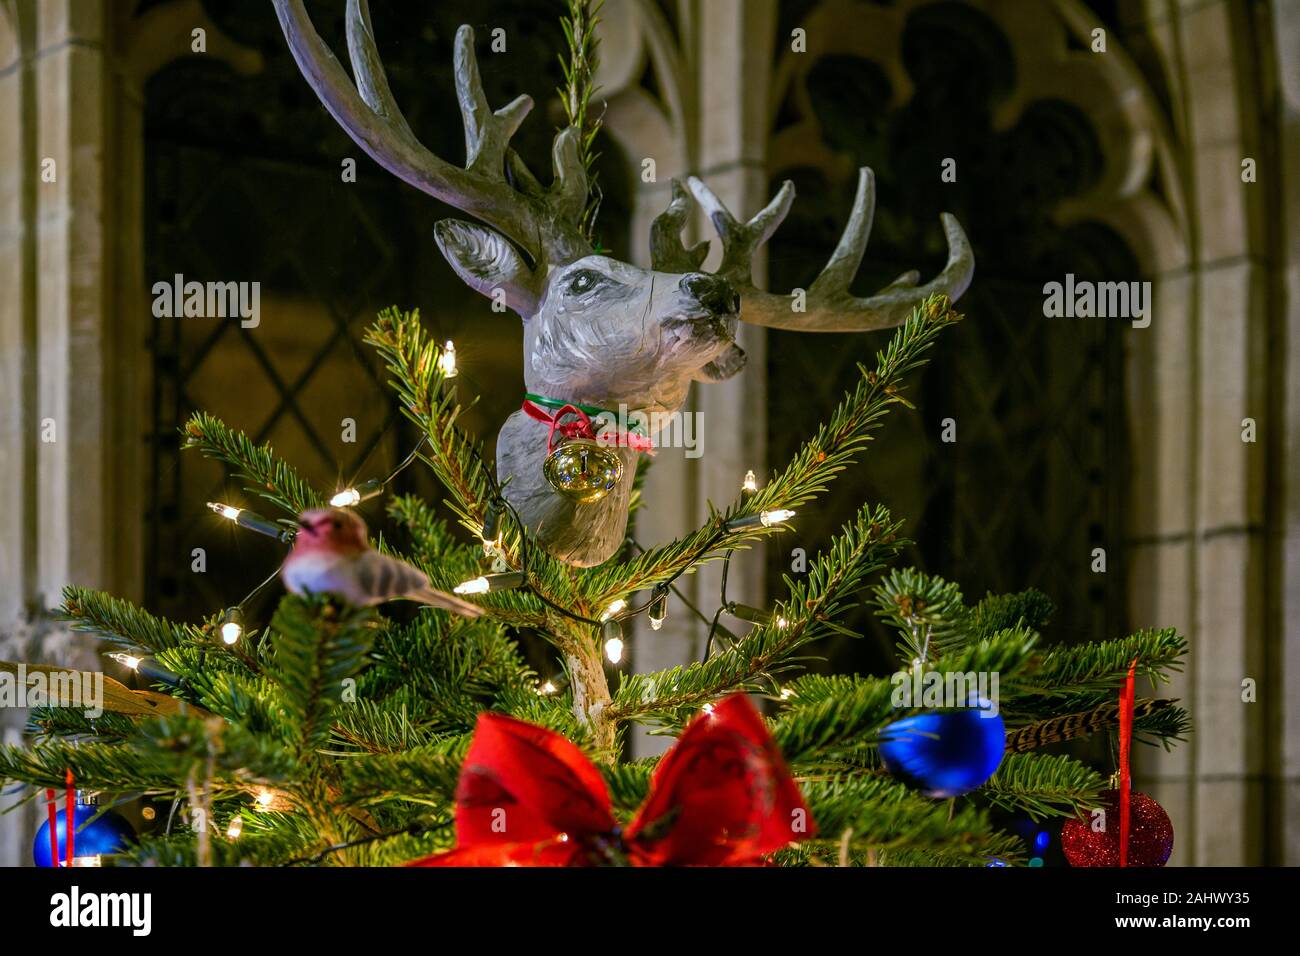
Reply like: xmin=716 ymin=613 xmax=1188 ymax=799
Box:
xmin=282 ymin=508 xmax=483 ymax=618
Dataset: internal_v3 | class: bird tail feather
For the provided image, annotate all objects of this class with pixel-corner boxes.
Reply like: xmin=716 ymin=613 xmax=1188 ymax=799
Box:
xmin=411 ymin=587 xmax=484 ymax=618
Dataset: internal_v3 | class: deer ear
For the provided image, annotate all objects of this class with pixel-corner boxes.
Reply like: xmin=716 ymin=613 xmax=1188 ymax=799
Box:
xmin=434 ymin=220 xmax=540 ymax=317
xmin=695 ymin=343 xmax=747 ymax=382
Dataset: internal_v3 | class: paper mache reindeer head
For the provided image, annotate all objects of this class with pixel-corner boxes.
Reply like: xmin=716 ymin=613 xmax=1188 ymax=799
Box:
xmin=274 ymin=0 xmax=974 ymax=566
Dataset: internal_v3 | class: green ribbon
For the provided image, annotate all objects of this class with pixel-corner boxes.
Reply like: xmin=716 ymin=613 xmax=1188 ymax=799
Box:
xmin=523 ymin=392 xmax=648 ymax=437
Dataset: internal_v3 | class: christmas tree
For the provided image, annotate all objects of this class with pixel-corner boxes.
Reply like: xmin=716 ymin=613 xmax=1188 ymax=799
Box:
xmin=0 ymin=1 xmax=1189 ymax=867
xmin=0 ymin=296 xmax=1188 ymax=867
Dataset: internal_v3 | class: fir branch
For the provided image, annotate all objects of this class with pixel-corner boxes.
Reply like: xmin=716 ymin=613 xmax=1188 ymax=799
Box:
xmin=877 ymin=842 xmax=1025 ymax=867
xmin=62 ymin=586 xmax=198 ymax=652
xmin=366 ymin=613 xmax=540 ymax=731
xmin=364 ymin=309 xmax=493 ymax=529
xmin=609 ymin=503 xmax=904 ymax=723
xmin=328 ymin=697 xmax=443 ymax=755
xmin=181 ymin=410 xmax=323 ymax=517
xmin=28 ymin=707 xmax=139 ymax=742
xmin=285 ymin=818 xmax=454 ymax=867
xmin=979 ymin=752 xmax=1106 ymax=820
xmin=1024 ymin=628 xmax=1187 ymax=697
xmin=558 ymin=0 xmax=605 ymax=240
xmin=180 ymin=666 xmax=284 ymax=734
xmin=386 ymin=493 xmax=547 ymax=629
xmin=872 ymin=567 xmax=970 ymax=661
xmin=263 ymin=596 xmax=377 ymax=757
xmin=335 ymin=740 xmax=467 ymax=808
xmin=0 ymin=713 xmax=293 ymax=795
xmin=967 ymin=588 xmax=1055 ymax=638
xmin=117 ymin=811 xmax=322 ymax=867
xmin=773 ymin=675 xmax=897 ymax=767
xmin=493 ymin=687 xmax=590 ymax=740
xmin=601 ymin=759 xmax=655 ymax=813
xmin=800 ymin=774 xmax=1019 ymax=864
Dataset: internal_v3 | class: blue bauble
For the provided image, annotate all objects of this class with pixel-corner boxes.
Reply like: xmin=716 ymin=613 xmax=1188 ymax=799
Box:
xmin=879 ymin=704 xmax=1005 ymax=797
xmin=33 ymin=804 xmax=134 ymax=867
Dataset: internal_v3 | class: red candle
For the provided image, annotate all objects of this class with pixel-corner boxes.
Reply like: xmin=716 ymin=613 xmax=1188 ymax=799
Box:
xmin=64 ymin=768 xmax=75 ymax=866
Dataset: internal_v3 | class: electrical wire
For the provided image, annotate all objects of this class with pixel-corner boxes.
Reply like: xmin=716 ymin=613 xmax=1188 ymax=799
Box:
xmin=702 ymin=547 xmax=736 ymax=661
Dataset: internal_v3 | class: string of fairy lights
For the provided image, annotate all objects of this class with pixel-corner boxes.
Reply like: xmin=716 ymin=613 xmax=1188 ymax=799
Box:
xmin=109 ymin=337 xmax=798 ymax=699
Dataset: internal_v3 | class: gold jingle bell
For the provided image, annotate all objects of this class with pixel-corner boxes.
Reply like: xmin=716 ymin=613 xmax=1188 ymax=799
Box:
xmin=542 ymin=437 xmax=624 ymax=504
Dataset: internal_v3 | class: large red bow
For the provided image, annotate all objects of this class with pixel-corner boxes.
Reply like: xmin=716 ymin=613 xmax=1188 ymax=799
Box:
xmin=408 ymin=694 xmax=814 ymax=866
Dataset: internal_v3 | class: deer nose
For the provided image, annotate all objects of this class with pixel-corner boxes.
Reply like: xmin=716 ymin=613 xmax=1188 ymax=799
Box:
xmin=680 ymin=273 xmax=741 ymax=315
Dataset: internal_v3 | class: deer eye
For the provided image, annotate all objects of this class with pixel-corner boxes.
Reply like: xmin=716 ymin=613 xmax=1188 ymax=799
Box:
xmin=565 ymin=270 xmax=603 ymax=296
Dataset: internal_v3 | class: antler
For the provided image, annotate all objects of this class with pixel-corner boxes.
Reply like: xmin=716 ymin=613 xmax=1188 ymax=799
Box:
xmin=273 ymin=0 xmax=591 ymax=267
xmin=670 ymin=168 xmax=973 ymax=331
xmin=650 ymin=181 xmax=710 ymax=272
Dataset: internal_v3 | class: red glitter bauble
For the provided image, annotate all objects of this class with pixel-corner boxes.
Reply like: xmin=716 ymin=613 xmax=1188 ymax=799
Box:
xmin=1061 ymin=789 xmax=1173 ymax=867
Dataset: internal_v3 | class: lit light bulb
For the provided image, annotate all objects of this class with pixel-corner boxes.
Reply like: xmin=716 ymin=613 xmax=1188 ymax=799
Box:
xmin=439 ymin=340 xmax=458 ymax=378
xmin=226 ymin=816 xmax=244 ymax=840
xmin=776 ymin=616 xmax=789 ymax=629
xmin=604 ymin=636 xmax=624 ymax=665
xmin=255 ymin=789 xmax=275 ymax=810
xmin=742 ymin=469 xmax=758 ymax=493
xmin=329 ymin=478 xmax=384 ymax=509
xmin=723 ymin=508 xmax=797 ymax=532
xmin=601 ymin=598 xmax=627 ymax=621
xmin=220 ymin=608 xmax=244 ymax=645
xmin=453 ymin=571 xmax=524 ymax=595
xmin=779 ymin=687 xmax=795 ymax=700
xmin=109 ymin=652 xmax=141 ymax=671
xmin=602 ymin=619 xmax=625 ymax=665
xmin=537 ymin=680 xmax=557 ymax=696
xmin=108 ymin=652 xmax=182 ymax=687
xmin=206 ymin=502 xmax=290 ymax=540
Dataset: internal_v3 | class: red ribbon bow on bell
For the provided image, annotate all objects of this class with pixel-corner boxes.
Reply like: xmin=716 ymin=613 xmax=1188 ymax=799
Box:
xmin=408 ymin=694 xmax=814 ymax=866
xmin=522 ymin=399 xmax=655 ymax=454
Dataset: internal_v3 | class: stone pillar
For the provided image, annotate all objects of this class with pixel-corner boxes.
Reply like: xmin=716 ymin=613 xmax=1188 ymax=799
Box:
xmin=33 ymin=0 xmax=113 ymax=604
xmin=1125 ymin=0 xmax=1275 ymax=865
xmin=0 ymin=0 xmax=258 ymax=866
xmin=1271 ymin=0 xmax=1300 ymax=867
xmin=0 ymin=0 xmax=120 ymax=869
xmin=0 ymin=2 xmax=36 ymax=629
xmin=1182 ymin=0 xmax=1271 ymax=867
xmin=602 ymin=1 xmax=698 ymax=755
xmin=617 ymin=0 xmax=777 ymax=756
xmin=692 ymin=0 xmax=777 ymax=623
xmin=0 ymin=0 xmax=37 ymax=871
